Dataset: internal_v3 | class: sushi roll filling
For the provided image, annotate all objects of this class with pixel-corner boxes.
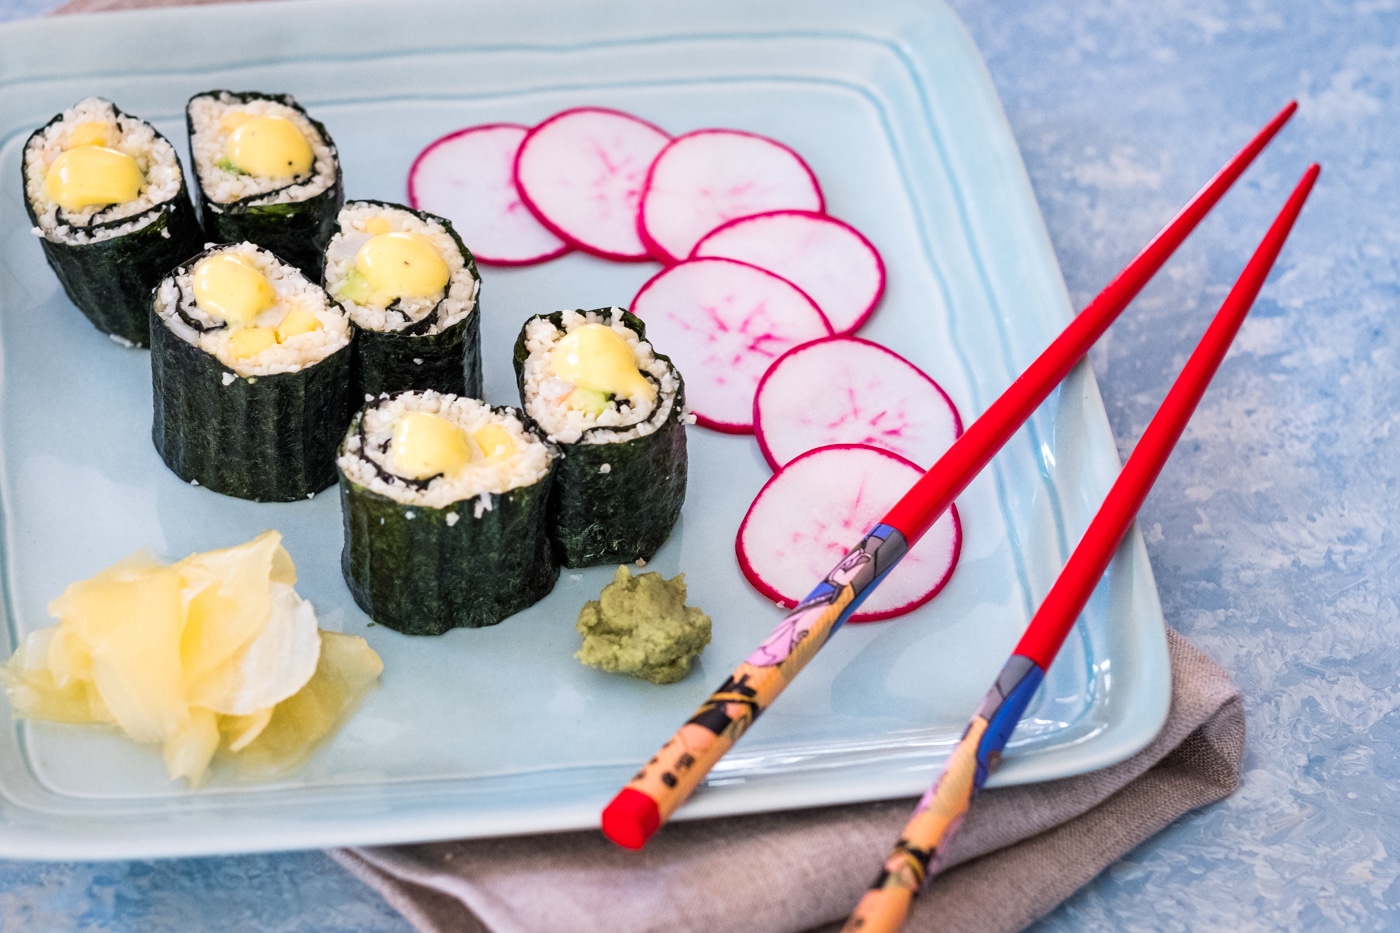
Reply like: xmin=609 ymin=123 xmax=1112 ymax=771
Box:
xmin=520 ymin=309 xmax=679 ymax=445
xmin=550 ymin=323 xmax=659 ymax=415
xmin=340 ymin=231 xmax=449 ymax=335
xmin=155 ymin=243 xmax=350 ymax=375
xmin=43 ymin=144 xmax=143 ymax=213
xmin=188 ymin=93 xmax=336 ymax=209
xmin=219 ymin=113 xmax=314 ymax=178
xmin=354 ymin=413 xmax=449 ymax=492
xmin=23 ymin=98 xmax=185 ymax=243
xmin=325 ymin=203 xmax=479 ymax=336
xmin=191 ymin=252 xmax=275 ymax=328
xmin=339 ymin=393 xmax=552 ymax=511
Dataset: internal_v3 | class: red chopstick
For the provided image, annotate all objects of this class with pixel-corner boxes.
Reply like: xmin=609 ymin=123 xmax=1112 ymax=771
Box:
xmin=843 ymin=162 xmax=1320 ymax=933
xmin=882 ymin=102 xmax=1297 ymax=542
xmin=601 ymin=102 xmax=1297 ymax=851
xmin=1015 ymin=163 xmax=1316 ymax=667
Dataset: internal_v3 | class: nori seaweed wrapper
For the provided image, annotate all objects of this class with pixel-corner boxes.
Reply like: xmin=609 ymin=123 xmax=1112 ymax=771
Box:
xmin=187 ymin=91 xmax=344 ymax=280
xmin=22 ymin=106 xmax=203 ymax=347
xmin=513 ymin=308 xmax=688 ymax=567
xmin=330 ymin=201 xmax=484 ymax=400
xmin=352 ymin=310 xmax=481 ymax=401
xmin=150 ymin=249 xmax=353 ymax=502
xmin=337 ymin=406 xmax=559 ymax=635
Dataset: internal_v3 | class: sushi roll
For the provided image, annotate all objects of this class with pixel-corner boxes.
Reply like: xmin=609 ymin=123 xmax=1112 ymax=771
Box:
xmin=21 ymin=97 xmax=202 ymax=346
xmin=186 ymin=90 xmax=343 ymax=278
xmin=337 ymin=391 xmax=559 ymax=634
xmin=151 ymin=243 xmax=353 ymax=501
xmin=513 ymin=308 xmax=687 ymax=567
xmin=323 ymin=201 xmax=483 ymax=401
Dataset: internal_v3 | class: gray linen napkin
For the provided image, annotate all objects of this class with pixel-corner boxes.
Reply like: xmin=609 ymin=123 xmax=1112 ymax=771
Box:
xmin=330 ymin=629 xmax=1243 ymax=933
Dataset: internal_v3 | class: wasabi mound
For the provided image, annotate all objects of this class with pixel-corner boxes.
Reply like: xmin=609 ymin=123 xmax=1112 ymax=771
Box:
xmin=576 ymin=565 xmax=711 ymax=684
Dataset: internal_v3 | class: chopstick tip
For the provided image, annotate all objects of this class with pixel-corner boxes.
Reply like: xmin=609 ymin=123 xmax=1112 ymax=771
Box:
xmin=602 ymin=788 xmax=660 ymax=850
xmin=1293 ymin=163 xmax=1322 ymax=198
xmin=1269 ymin=99 xmax=1299 ymax=131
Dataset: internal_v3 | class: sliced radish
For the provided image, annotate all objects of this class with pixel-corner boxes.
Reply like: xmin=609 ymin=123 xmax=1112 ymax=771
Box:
xmin=513 ymin=107 xmax=671 ymax=262
xmin=736 ymin=444 xmax=961 ymax=622
xmin=408 ymin=123 xmax=570 ymax=266
xmin=692 ymin=211 xmax=885 ymax=334
xmin=638 ymin=129 xmax=824 ymax=265
xmin=629 ymin=258 xmax=833 ymax=433
xmin=754 ymin=336 xmax=962 ymax=471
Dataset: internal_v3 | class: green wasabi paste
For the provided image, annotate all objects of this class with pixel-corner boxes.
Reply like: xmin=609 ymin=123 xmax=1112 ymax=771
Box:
xmin=575 ymin=565 xmax=712 ymax=684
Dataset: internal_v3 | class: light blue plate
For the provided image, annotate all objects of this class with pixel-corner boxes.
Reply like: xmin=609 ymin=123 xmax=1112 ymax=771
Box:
xmin=0 ymin=0 xmax=1170 ymax=859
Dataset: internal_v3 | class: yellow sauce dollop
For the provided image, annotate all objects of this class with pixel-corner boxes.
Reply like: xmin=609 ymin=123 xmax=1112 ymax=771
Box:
xmin=274 ymin=306 xmax=323 ymax=341
xmin=229 ymin=327 xmax=278 ymax=360
xmin=68 ymin=121 xmax=109 ymax=148
xmin=43 ymin=145 xmax=143 ymax=213
xmin=390 ymin=412 xmax=474 ymax=480
xmin=223 ymin=114 xmax=314 ymax=178
xmin=354 ymin=232 xmax=450 ymax=301
xmin=473 ymin=423 xmax=516 ymax=460
xmin=551 ymin=323 xmax=657 ymax=410
xmin=192 ymin=253 xmax=277 ymax=327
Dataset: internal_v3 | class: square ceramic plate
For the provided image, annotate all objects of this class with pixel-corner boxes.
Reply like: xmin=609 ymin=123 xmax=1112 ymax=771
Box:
xmin=0 ymin=0 xmax=1170 ymax=859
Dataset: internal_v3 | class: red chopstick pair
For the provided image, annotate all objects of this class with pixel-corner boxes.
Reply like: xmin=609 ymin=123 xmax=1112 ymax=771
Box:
xmin=602 ymin=101 xmax=1307 ymax=854
xmin=843 ymin=157 xmax=1319 ymax=933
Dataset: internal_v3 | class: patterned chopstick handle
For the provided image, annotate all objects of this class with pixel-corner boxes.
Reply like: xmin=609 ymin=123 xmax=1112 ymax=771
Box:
xmin=842 ymin=656 xmax=1045 ymax=932
xmin=602 ymin=525 xmax=908 ymax=849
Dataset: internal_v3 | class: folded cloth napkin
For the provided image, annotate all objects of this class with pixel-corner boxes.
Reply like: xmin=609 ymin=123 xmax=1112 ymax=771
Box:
xmin=331 ymin=629 xmax=1243 ymax=933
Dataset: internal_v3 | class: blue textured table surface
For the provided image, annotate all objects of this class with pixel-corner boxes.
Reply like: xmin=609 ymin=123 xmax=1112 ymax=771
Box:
xmin=1 ymin=1 xmax=1394 ymax=930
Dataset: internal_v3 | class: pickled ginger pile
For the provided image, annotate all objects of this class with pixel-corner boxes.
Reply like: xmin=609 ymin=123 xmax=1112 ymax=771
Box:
xmin=1 ymin=531 xmax=382 ymax=786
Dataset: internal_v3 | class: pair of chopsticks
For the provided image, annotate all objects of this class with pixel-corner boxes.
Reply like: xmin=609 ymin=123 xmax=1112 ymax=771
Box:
xmin=601 ymin=102 xmax=1316 ymax=875
xmin=842 ymin=156 xmax=1319 ymax=933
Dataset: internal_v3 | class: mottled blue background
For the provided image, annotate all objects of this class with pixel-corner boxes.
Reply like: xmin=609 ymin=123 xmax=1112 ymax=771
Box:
xmin=1 ymin=0 xmax=1394 ymax=930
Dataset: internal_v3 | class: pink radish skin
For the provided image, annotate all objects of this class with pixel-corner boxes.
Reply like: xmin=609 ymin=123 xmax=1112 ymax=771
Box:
xmin=630 ymin=258 xmax=834 ymax=433
xmin=638 ymin=129 xmax=825 ymax=266
xmin=736 ymin=444 xmax=961 ymax=622
xmin=408 ymin=124 xmax=570 ymax=266
xmin=753 ymin=336 xmax=963 ymax=471
xmin=513 ymin=107 xmax=671 ymax=262
xmin=692 ymin=211 xmax=885 ymax=335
